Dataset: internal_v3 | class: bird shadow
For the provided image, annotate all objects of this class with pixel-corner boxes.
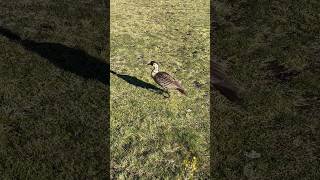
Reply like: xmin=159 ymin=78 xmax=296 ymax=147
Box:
xmin=0 ymin=26 xmax=163 ymax=95
xmin=110 ymin=70 xmax=165 ymax=95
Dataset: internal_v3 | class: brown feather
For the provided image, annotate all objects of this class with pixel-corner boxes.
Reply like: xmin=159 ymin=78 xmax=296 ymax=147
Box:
xmin=154 ymin=72 xmax=186 ymax=94
xmin=177 ymin=87 xmax=187 ymax=95
xmin=154 ymin=72 xmax=176 ymax=88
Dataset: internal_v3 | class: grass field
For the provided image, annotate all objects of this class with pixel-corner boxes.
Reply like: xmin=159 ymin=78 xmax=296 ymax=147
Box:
xmin=0 ymin=1 xmax=109 ymax=179
xmin=1 ymin=0 xmax=319 ymax=179
xmin=212 ymin=0 xmax=320 ymax=179
xmin=111 ymin=0 xmax=210 ymax=178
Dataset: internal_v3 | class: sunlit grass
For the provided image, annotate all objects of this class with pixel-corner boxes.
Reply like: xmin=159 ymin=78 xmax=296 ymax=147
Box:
xmin=111 ymin=0 xmax=210 ymax=178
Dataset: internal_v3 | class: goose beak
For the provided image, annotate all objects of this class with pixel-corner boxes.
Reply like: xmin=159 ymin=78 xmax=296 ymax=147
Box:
xmin=147 ymin=62 xmax=152 ymax=65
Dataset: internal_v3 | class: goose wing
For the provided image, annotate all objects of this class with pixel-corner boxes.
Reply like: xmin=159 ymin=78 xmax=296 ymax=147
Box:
xmin=154 ymin=72 xmax=182 ymax=89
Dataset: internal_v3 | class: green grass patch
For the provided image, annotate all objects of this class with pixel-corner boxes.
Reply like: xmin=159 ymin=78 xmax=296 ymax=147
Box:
xmin=111 ymin=0 xmax=210 ymax=178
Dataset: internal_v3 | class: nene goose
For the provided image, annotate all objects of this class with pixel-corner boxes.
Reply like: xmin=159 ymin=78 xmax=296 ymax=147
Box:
xmin=147 ymin=61 xmax=186 ymax=97
xmin=211 ymin=61 xmax=241 ymax=102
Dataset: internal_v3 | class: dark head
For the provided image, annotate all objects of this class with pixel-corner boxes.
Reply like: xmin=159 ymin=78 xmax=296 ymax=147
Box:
xmin=147 ymin=61 xmax=157 ymax=66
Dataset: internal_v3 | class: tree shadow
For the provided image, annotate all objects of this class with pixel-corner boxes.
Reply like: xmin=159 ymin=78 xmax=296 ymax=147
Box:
xmin=0 ymin=26 xmax=163 ymax=95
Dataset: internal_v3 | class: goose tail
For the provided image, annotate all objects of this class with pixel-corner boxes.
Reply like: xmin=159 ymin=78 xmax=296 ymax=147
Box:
xmin=177 ymin=87 xmax=187 ymax=95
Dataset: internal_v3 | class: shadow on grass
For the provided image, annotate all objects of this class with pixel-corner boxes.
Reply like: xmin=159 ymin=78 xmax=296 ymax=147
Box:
xmin=0 ymin=26 xmax=163 ymax=94
xmin=0 ymin=26 xmax=109 ymax=85
xmin=110 ymin=70 xmax=165 ymax=95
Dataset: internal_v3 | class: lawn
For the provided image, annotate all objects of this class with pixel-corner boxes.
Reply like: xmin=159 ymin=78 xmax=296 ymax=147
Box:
xmin=1 ymin=0 xmax=318 ymax=179
xmin=110 ymin=0 xmax=210 ymax=178
xmin=0 ymin=0 xmax=109 ymax=179
xmin=212 ymin=0 xmax=320 ymax=179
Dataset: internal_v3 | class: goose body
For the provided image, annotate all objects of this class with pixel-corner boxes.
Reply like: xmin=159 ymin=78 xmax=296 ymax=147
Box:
xmin=148 ymin=61 xmax=186 ymax=96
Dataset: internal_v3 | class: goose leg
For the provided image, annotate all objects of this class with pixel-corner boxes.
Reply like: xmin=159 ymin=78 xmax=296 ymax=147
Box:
xmin=163 ymin=90 xmax=170 ymax=99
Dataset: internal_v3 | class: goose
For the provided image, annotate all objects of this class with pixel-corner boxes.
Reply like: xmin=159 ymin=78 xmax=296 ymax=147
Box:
xmin=147 ymin=61 xmax=186 ymax=98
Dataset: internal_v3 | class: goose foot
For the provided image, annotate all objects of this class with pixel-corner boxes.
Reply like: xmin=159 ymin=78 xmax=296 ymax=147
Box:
xmin=163 ymin=91 xmax=170 ymax=99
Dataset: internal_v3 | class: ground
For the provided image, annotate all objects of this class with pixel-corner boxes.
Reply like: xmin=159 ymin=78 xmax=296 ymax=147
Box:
xmin=0 ymin=1 xmax=108 ymax=179
xmin=1 ymin=0 xmax=319 ymax=179
xmin=212 ymin=0 xmax=320 ymax=179
xmin=110 ymin=0 xmax=210 ymax=178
